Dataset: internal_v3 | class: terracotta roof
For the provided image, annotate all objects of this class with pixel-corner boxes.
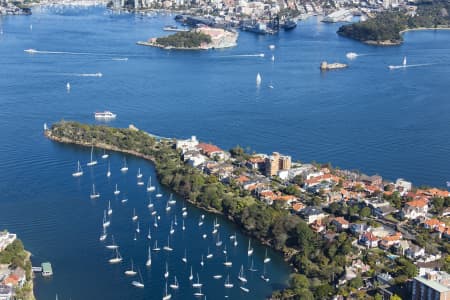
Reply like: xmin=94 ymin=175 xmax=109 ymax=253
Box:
xmin=382 ymin=232 xmax=402 ymax=242
xmin=406 ymin=199 xmax=428 ymax=208
xmin=362 ymin=232 xmax=379 ymax=241
xmin=237 ymin=175 xmax=250 ymax=183
xmin=332 ymin=217 xmax=349 ymax=225
xmin=197 ymin=143 xmax=222 ymax=155
xmin=424 ymin=218 xmax=443 ymax=227
xmin=292 ymin=203 xmax=304 ymax=211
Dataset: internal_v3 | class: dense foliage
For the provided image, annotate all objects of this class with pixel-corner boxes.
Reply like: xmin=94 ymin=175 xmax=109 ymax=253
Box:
xmin=338 ymin=1 xmax=450 ymax=42
xmin=156 ymin=31 xmax=212 ymax=48
xmin=0 ymin=238 xmax=32 ymax=280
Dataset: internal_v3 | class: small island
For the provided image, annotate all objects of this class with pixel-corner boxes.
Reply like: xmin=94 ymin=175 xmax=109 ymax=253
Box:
xmin=137 ymin=27 xmax=238 ymax=50
xmin=337 ymin=0 xmax=450 ymax=45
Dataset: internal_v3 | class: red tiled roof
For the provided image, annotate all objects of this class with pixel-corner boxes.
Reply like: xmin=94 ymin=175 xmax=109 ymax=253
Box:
xmin=406 ymin=199 xmax=428 ymax=208
xmin=197 ymin=143 xmax=222 ymax=155
xmin=332 ymin=217 xmax=349 ymax=225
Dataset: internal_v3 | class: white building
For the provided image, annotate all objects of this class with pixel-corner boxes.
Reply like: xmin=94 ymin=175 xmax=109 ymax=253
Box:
xmin=0 ymin=232 xmax=16 ymax=252
xmin=176 ymin=136 xmax=199 ymax=154
xmin=395 ymin=178 xmax=412 ymax=195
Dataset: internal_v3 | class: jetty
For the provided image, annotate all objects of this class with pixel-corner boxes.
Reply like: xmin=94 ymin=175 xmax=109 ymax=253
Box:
xmin=41 ymin=262 xmax=53 ymax=277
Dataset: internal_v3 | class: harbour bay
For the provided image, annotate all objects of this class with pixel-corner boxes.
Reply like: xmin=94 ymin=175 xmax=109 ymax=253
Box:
xmin=1 ymin=4 xmax=450 ymax=299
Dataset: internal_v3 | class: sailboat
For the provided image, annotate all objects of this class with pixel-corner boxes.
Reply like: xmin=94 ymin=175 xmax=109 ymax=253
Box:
xmin=165 ymin=201 xmax=171 ymax=212
xmin=108 ymin=248 xmax=122 ymax=264
xmin=131 ymin=268 xmax=145 ymax=288
xmin=66 ymin=82 xmax=71 ymax=91
xmin=234 ymin=237 xmax=238 ymax=247
xmin=240 ymin=286 xmax=250 ymax=293
xmin=86 ymin=145 xmax=97 ymax=166
xmin=200 ymin=255 xmax=204 ymax=267
xmin=168 ymin=193 xmax=176 ymax=205
xmin=198 ymin=216 xmax=204 ymax=227
xmin=223 ymin=245 xmax=227 ymax=255
xmin=121 ymin=195 xmax=128 ymax=203
xmin=188 ymin=266 xmax=193 ymax=281
xmin=136 ymin=168 xmax=143 ymax=179
xmin=137 ymin=179 xmax=144 ymax=186
xmin=247 ymin=239 xmax=254 ymax=256
xmin=101 ymin=149 xmax=109 ymax=159
xmin=99 ymin=226 xmax=107 ymax=241
xmin=107 ymin=200 xmax=112 ymax=215
xmin=147 ymin=195 xmax=154 ymax=209
xmin=162 ymin=282 xmax=172 ymax=299
xmin=106 ymin=235 xmax=118 ymax=249
xmin=114 ymin=184 xmax=121 ymax=196
xmin=223 ymin=255 xmax=232 ymax=267
xmin=224 ymin=274 xmax=234 ymax=288
xmin=147 ymin=226 xmax=152 ymax=240
xmin=132 ymin=208 xmax=138 ymax=221
xmin=215 ymin=233 xmax=222 ymax=247
xmin=146 ymin=246 xmax=152 ymax=267
xmin=256 ymin=73 xmax=262 ymax=86
xmin=202 ymin=234 xmax=207 ymax=239
xmin=72 ymin=161 xmax=83 ymax=177
xmin=153 ymin=216 xmax=158 ymax=228
xmin=90 ymin=184 xmax=100 ymax=199
xmin=212 ymin=221 xmax=218 ymax=235
xmin=169 ymin=276 xmax=179 ymax=289
xmin=146 ymin=177 xmax=155 ymax=192
xmin=136 ymin=221 xmax=140 ymax=233
xmin=213 ymin=274 xmax=222 ymax=279
xmin=389 ymin=56 xmax=408 ymax=69
xmin=156 ymin=187 xmax=162 ymax=198
xmin=102 ymin=210 xmax=110 ymax=228
xmin=229 ymin=233 xmax=236 ymax=240
xmin=260 ymin=263 xmax=270 ymax=282
xmin=271 ymin=55 xmax=275 ymax=62
xmin=120 ymin=158 xmax=128 ymax=172
xmin=133 ymin=232 xmax=137 ymax=241
xmin=214 ymin=218 xmax=220 ymax=228
xmin=264 ymin=249 xmax=271 ymax=263
xmin=164 ymin=262 xmax=169 ymax=279
xmin=124 ymin=259 xmax=137 ymax=276
xmin=403 ymin=56 xmax=407 ymax=67
xmin=182 ymin=209 xmax=187 ymax=217
xmin=192 ymin=273 xmax=202 ymax=288
xmin=193 ymin=286 xmax=204 ymax=297
xmin=237 ymin=265 xmax=247 ymax=283
xmin=153 ymin=240 xmax=161 ymax=251
xmin=169 ymin=222 xmax=175 ymax=235
xmin=182 ymin=220 xmax=186 ymax=231
xmin=182 ymin=249 xmax=187 ymax=263
xmin=106 ymin=162 xmax=111 ymax=178
xmin=206 ymin=247 xmax=213 ymax=259
xmin=249 ymin=258 xmax=258 ymax=272
xmin=163 ymin=236 xmax=173 ymax=251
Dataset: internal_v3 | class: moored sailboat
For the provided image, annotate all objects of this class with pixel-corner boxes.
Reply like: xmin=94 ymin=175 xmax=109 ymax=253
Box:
xmin=72 ymin=160 xmax=83 ymax=177
xmin=146 ymin=247 xmax=152 ymax=267
xmin=90 ymin=184 xmax=100 ymax=199
xmin=131 ymin=268 xmax=145 ymax=288
xmin=108 ymin=248 xmax=122 ymax=264
xmin=124 ymin=259 xmax=137 ymax=276
xmin=86 ymin=145 xmax=97 ymax=166
xmin=146 ymin=176 xmax=155 ymax=192
xmin=120 ymin=157 xmax=128 ymax=172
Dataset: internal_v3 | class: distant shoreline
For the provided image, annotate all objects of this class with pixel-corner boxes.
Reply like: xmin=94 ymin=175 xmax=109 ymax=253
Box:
xmin=363 ymin=27 xmax=450 ymax=46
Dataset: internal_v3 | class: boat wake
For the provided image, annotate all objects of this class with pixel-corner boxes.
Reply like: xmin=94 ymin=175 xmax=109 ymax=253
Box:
xmin=24 ymin=48 xmax=96 ymax=55
xmin=60 ymin=72 xmax=103 ymax=77
xmin=388 ymin=63 xmax=434 ymax=70
xmin=220 ymin=53 xmax=265 ymax=58
xmin=112 ymin=57 xmax=128 ymax=61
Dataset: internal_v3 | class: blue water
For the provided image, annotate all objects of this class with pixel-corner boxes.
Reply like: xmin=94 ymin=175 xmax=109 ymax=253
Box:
xmin=0 ymin=5 xmax=450 ymax=299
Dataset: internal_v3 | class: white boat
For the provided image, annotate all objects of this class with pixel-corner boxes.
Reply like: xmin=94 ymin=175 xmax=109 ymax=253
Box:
xmin=240 ymin=286 xmax=250 ymax=293
xmin=114 ymin=184 xmax=120 ymax=195
xmin=147 ymin=195 xmax=154 ymax=209
xmin=165 ymin=202 xmax=171 ymax=212
xmin=106 ymin=235 xmax=118 ymax=249
xmin=124 ymin=259 xmax=137 ymax=276
xmin=146 ymin=177 xmax=155 ymax=192
xmin=268 ymin=44 xmax=275 ymax=50
xmin=247 ymin=240 xmax=253 ymax=256
xmin=263 ymin=249 xmax=271 ymax=263
xmin=163 ymin=236 xmax=173 ymax=251
xmin=120 ymin=158 xmax=128 ymax=172
xmin=206 ymin=247 xmax=213 ymax=259
xmin=121 ymin=196 xmax=128 ymax=203
xmin=182 ymin=220 xmax=186 ymax=231
xmin=154 ymin=216 xmax=158 ymax=228
xmin=249 ymin=259 xmax=258 ymax=272
xmin=137 ymin=168 xmax=143 ymax=179
xmin=86 ymin=145 xmax=97 ymax=166
xmin=164 ymin=262 xmax=169 ymax=279
xmin=214 ymin=218 xmax=220 ymax=228
xmin=182 ymin=210 xmax=187 ymax=217
xmin=202 ymin=234 xmax=207 ymax=239
xmin=169 ymin=276 xmax=179 ymax=289
xmin=201 ymin=214 xmax=205 ymax=220
xmin=237 ymin=265 xmax=247 ymax=283
xmin=131 ymin=268 xmax=144 ymax=288
xmin=223 ymin=245 xmax=227 ymax=255
xmin=188 ymin=266 xmax=193 ymax=281
xmin=192 ymin=273 xmax=202 ymax=288
xmin=146 ymin=247 xmax=152 ymax=267
xmin=215 ymin=233 xmax=222 ymax=247
xmin=169 ymin=222 xmax=175 ymax=235
xmin=346 ymin=52 xmax=358 ymax=59
xmin=95 ymin=111 xmax=117 ymax=120
xmin=155 ymin=187 xmax=162 ymax=198
xmin=193 ymin=287 xmax=204 ymax=297
xmin=24 ymin=48 xmax=37 ymax=54
xmin=72 ymin=161 xmax=83 ymax=177
xmin=106 ymin=162 xmax=111 ymax=178
xmin=133 ymin=233 xmax=137 ymax=241
xmin=256 ymin=73 xmax=262 ymax=86
xmin=200 ymin=255 xmax=204 ymax=267
xmin=102 ymin=210 xmax=110 ymax=228
xmin=213 ymin=274 xmax=222 ymax=279
xmin=389 ymin=56 xmax=408 ymax=70
xmin=101 ymin=149 xmax=109 ymax=159
xmin=108 ymin=248 xmax=122 ymax=264
xmin=136 ymin=221 xmax=140 ymax=233
xmin=223 ymin=255 xmax=232 ymax=267
xmin=151 ymin=210 xmax=157 ymax=216
xmin=182 ymin=249 xmax=187 ymax=263
xmin=137 ymin=180 xmax=144 ymax=186
xmin=271 ymin=55 xmax=275 ymax=62
xmin=224 ymin=274 xmax=234 ymax=288
xmin=198 ymin=217 xmax=204 ymax=227
xmin=234 ymin=238 xmax=238 ymax=247
xmin=153 ymin=240 xmax=160 ymax=251
xmin=132 ymin=208 xmax=138 ymax=221
xmin=260 ymin=263 xmax=270 ymax=282
xmin=403 ymin=56 xmax=407 ymax=66
xmin=107 ymin=200 xmax=112 ymax=215
xmin=167 ymin=193 xmax=176 ymax=205
xmin=162 ymin=282 xmax=172 ymax=300
xmin=99 ymin=226 xmax=107 ymax=241
xmin=90 ymin=184 xmax=100 ymax=199
xmin=229 ymin=233 xmax=236 ymax=240
xmin=147 ymin=226 xmax=152 ymax=240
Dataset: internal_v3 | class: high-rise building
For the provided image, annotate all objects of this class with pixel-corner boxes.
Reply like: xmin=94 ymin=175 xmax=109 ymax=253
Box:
xmin=411 ymin=271 xmax=450 ymax=300
xmin=264 ymin=152 xmax=291 ymax=177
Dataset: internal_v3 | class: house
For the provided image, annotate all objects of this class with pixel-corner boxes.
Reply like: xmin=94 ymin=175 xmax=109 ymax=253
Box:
xmin=365 ymin=198 xmax=398 ymax=218
xmin=331 ymin=217 xmax=349 ymax=232
xmin=406 ymin=244 xmax=425 ymax=259
xmin=423 ymin=218 xmax=445 ymax=231
xmin=299 ymin=207 xmax=328 ymax=224
xmin=395 ymin=178 xmax=412 ymax=195
xmin=175 ymin=136 xmax=199 ymax=153
xmin=360 ymin=174 xmax=383 ymax=186
xmin=0 ymin=284 xmax=13 ymax=300
xmin=401 ymin=199 xmax=428 ymax=219
xmin=359 ymin=231 xmax=380 ymax=248
xmin=379 ymin=232 xmax=402 ymax=249
xmin=291 ymin=202 xmax=305 ymax=212
xmin=246 ymin=156 xmax=266 ymax=172
xmin=310 ymin=220 xmax=326 ymax=233
xmin=196 ymin=143 xmax=227 ymax=160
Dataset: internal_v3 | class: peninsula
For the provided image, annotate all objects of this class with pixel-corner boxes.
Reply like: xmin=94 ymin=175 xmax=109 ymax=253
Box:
xmin=137 ymin=27 xmax=238 ymax=50
xmin=337 ymin=1 xmax=450 ymax=45
xmin=0 ymin=231 xmax=35 ymax=300
xmin=45 ymin=121 xmax=450 ymax=299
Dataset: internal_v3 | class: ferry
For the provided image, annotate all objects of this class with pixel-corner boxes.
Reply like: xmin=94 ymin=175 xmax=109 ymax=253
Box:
xmin=94 ymin=111 xmax=117 ymax=119
xmin=24 ymin=48 xmax=37 ymax=54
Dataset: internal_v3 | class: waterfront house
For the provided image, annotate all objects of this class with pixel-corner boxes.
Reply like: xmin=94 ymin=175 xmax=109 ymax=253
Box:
xmin=176 ymin=136 xmax=199 ymax=153
xmin=196 ymin=143 xmax=227 ymax=160
xmin=401 ymin=199 xmax=428 ymax=219
xmin=359 ymin=174 xmax=383 ymax=187
xmin=395 ymin=178 xmax=412 ymax=195
xmin=299 ymin=206 xmax=328 ymax=224
xmin=365 ymin=197 xmax=398 ymax=218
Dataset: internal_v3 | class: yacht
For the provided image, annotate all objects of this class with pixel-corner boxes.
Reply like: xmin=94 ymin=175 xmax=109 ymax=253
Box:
xmin=106 ymin=162 xmax=111 ymax=178
xmin=108 ymin=248 xmax=122 ymax=264
xmin=182 ymin=249 xmax=187 ymax=263
xmin=240 ymin=286 xmax=250 ymax=293
xmin=169 ymin=276 xmax=179 ymax=290
xmin=164 ymin=262 xmax=169 ymax=279
xmin=146 ymin=247 xmax=152 ymax=267
xmin=147 ymin=195 xmax=154 ymax=209
xmin=72 ymin=161 xmax=83 ymax=177
xmin=192 ymin=273 xmax=202 ymax=288
xmin=256 ymin=73 xmax=262 ymax=86
xmin=237 ymin=265 xmax=247 ymax=283
xmin=188 ymin=267 xmax=193 ymax=281
xmin=260 ymin=263 xmax=270 ymax=282
xmin=162 ymin=282 xmax=172 ymax=300
xmin=132 ymin=208 xmax=138 ymax=221
xmin=223 ymin=255 xmax=232 ymax=267
xmin=182 ymin=220 xmax=186 ymax=231
xmin=215 ymin=233 xmax=222 ymax=247
xmin=124 ymin=259 xmax=137 ymax=276
xmin=193 ymin=287 xmax=204 ymax=297
xmin=94 ymin=111 xmax=117 ymax=119
xmin=102 ymin=210 xmax=110 ymax=228
xmin=263 ymin=249 xmax=271 ymax=263
xmin=249 ymin=259 xmax=258 ymax=272
xmin=167 ymin=193 xmax=176 ymax=205
xmin=113 ymin=184 xmax=120 ymax=195
xmin=153 ymin=240 xmax=161 ymax=251
xmin=247 ymin=240 xmax=254 ymax=256
xmin=136 ymin=221 xmax=140 ymax=233
xmin=155 ymin=187 xmax=162 ymax=198
xmin=107 ymin=200 xmax=112 ymax=215
xmin=213 ymin=274 xmax=222 ymax=279
xmin=163 ymin=236 xmax=173 ymax=251
xmin=206 ymin=247 xmax=213 ymax=259
xmin=147 ymin=226 xmax=152 ymax=240
xmin=106 ymin=235 xmax=118 ymax=249
xmin=136 ymin=168 xmax=143 ymax=179
xmin=224 ymin=274 xmax=234 ymax=288
xmin=101 ymin=149 xmax=109 ymax=159
xmin=200 ymin=255 xmax=204 ymax=267
xmin=120 ymin=158 xmax=128 ymax=172
xmin=90 ymin=184 xmax=100 ymax=199
xmin=146 ymin=177 xmax=155 ymax=192
xmin=131 ymin=268 xmax=145 ymax=288
xmin=86 ymin=145 xmax=97 ymax=166
xmin=99 ymin=226 xmax=107 ymax=241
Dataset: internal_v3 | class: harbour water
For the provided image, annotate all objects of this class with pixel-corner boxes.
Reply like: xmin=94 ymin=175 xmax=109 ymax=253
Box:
xmin=1 ymin=4 xmax=450 ymax=299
